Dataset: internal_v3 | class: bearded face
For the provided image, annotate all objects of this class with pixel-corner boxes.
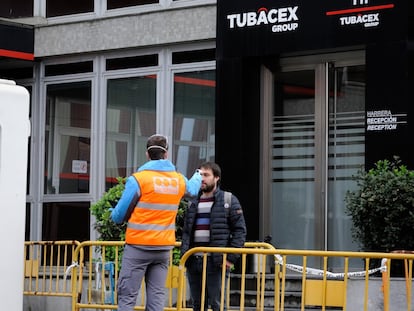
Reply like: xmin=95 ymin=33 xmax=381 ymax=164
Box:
xmin=199 ymin=168 xmax=219 ymax=194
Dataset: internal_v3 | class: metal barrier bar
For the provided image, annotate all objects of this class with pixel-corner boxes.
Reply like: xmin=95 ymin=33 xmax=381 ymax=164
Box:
xmin=68 ymin=241 xmax=275 ymax=311
xmin=23 ymin=241 xmax=414 ymax=311
xmin=69 ymin=241 xmax=191 ymax=311
xmin=179 ymin=247 xmax=414 ymax=311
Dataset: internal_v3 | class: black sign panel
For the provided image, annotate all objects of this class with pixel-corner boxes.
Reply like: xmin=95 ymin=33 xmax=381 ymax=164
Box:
xmin=217 ymin=0 xmax=407 ymax=58
xmin=0 ymin=21 xmax=34 ymax=60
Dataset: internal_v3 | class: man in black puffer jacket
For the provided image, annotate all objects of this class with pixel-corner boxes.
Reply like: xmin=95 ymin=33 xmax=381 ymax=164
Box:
xmin=181 ymin=161 xmax=247 ymax=311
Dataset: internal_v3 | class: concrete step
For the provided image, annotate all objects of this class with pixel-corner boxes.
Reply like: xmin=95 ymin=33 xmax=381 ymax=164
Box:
xmin=228 ymin=273 xmax=306 ymax=310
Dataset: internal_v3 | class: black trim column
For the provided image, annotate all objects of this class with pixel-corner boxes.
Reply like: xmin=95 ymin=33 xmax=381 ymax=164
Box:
xmin=365 ymin=41 xmax=414 ymax=167
xmin=0 ymin=21 xmax=34 ymax=60
xmin=216 ymin=57 xmax=261 ymax=241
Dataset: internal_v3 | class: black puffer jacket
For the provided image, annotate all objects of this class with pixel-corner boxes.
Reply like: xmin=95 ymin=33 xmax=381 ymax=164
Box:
xmin=180 ymin=187 xmax=247 ymax=266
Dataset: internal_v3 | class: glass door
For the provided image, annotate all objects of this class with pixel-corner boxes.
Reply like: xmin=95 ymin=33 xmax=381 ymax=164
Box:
xmin=271 ymin=67 xmax=318 ymax=250
xmin=327 ymin=63 xmax=366 ymax=269
xmin=266 ymin=52 xmax=365 ymax=269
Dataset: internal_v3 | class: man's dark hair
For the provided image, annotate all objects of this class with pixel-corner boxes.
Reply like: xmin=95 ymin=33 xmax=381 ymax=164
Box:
xmin=146 ymin=134 xmax=168 ymax=160
xmin=200 ymin=162 xmax=222 ymax=183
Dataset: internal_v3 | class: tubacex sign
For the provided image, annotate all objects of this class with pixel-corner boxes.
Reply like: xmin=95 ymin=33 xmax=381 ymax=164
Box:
xmin=226 ymin=6 xmax=300 ymax=33
xmin=218 ymin=0 xmax=405 ymax=58
xmin=226 ymin=1 xmax=395 ymax=34
xmin=326 ymin=2 xmax=395 ymax=29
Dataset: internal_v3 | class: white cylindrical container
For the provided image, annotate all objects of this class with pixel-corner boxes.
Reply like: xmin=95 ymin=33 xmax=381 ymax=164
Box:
xmin=0 ymin=79 xmax=30 ymax=310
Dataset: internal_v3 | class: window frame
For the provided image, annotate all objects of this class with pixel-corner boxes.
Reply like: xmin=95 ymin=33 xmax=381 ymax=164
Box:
xmin=32 ymin=0 xmax=216 ymax=24
xmin=29 ymin=43 xmax=216 ymax=242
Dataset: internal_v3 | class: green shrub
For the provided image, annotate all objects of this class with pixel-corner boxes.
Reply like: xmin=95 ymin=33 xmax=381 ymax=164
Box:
xmin=91 ymin=177 xmax=127 ymax=242
xmin=345 ymin=157 xmax=414 ymax=252
xmin=90 ymin=177 xmax=127 ymax=263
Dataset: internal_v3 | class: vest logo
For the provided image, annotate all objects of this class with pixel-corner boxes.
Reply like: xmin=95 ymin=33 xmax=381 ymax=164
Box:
xmin=227 ymin=6 xmax=299 ymax=33
xmin=153 ymin=177 xmax=179 ymax=194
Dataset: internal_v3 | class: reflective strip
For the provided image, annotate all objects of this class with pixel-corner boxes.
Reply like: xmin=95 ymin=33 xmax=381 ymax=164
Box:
xmin=137 ymin=202 xmax=177 ymax=210
xmin=127 ymin=222 xmax=175 ymax=231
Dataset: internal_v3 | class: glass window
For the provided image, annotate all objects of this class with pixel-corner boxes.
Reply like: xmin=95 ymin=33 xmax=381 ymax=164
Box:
xmin=0 ymin=66 xmax=33 ymax=80
xmin=0 ymin=0 xmax=32 ymax=18
xmin=105 ymin=75 xmax=156 ymax=189
xmin=42 ymin=202 xmax=90 ymax=241
xmin=272 ymin=69 xmax=316 ymax=252
xmin=106 ymin=54 xmax=158 ymax=70
xmin=25 ymin=203 xmax=30 ymax=241
xmin=173 ymin=70 xmax=215 ymax=176
xmin=45 ymin=61 xmax=93 ymax=76
xmin=107 ymin=0 xmax=157 ymax=10
xmin=327 ymin=65 xmax=366 ymax=253
xmin=44 ymin=81 xmax=92 ymax=194
xmin=172 ymin=49 xmax=215 ymax=64
xmin=270 ymin=58 xmax=365 ymax=270
xmin=46 ymin=0 xmax=93 ymax=17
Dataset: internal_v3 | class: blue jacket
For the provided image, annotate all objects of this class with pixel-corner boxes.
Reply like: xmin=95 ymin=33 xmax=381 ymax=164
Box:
xmin=111 ymin=159 xmax=202 ymax=224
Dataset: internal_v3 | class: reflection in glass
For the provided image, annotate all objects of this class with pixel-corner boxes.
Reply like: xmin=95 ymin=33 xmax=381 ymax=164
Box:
xmin=271 ymin=65 xmax=366 ymax=269
xmin=0 ymin=1 xmax=33 ymax=18
xmin=42 ymin=202 xmax=90 ymax=241
xmin=327 ymin=65 xmax=365 ymax=253
xmin=107 ymin=0 xmax=158 ymax=10
xmin=45 ymin=81 xmax=91 ymax=194
xmin=105 ymin=76 xmax=156 ymax=190
xmin=25 ymin=203 xmax=30 ymax=241
xmin=46 ymin=0 xmax=93 ymax=17
xmin=173 ymin=70 xmax=215 ymax=176
xmin=272 ymin=70 xmax=316 ymax=251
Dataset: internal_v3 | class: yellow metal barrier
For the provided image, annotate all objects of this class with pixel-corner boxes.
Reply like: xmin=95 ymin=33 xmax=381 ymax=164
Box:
xmin=178 ymin=247 xmax=414 ymax=311
xmin=23 ymin=241 xmax=414 ymax=311
xmin=23 ymin=240 xmax=82 ymax=297
xmin=67 ymin=241 xmax=274 ymax=311
xmin=68 ymin=241 xmax=189 ymax=311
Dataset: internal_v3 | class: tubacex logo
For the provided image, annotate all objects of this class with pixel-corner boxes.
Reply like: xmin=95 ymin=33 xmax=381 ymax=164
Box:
xmin=227 ymin=6 xmax=299 ymax=33
xmin=326 ymin=0 xmax=395 ymax=28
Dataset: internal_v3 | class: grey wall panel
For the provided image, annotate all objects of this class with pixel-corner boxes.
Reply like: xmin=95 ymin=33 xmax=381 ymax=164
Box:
xmin=34 ymin=6 xmax=216 ymax=57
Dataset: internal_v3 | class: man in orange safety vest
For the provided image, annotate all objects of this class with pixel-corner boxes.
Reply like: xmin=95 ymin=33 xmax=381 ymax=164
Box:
xmin=111 ymin=134 xmax=202 ymax=311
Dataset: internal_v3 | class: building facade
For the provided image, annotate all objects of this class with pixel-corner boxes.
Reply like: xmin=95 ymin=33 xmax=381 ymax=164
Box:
xmin=215 ymin=0 xmax=414 ymax=269
xmin=0 ymin=0 xmax=217 ymax=244
xmin=0 ymin=0 xmax=413 ymax=270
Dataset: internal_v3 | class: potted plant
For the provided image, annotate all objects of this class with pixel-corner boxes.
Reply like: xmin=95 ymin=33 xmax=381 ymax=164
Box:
xmin=344 ymin=157 xmax=414 ymax=275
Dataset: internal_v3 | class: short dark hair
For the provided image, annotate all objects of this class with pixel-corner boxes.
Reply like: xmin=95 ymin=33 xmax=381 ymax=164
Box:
xmin=200 ymin=161 xmax=221 ymax=181
xmin=146 ymin=134 xmax=168 ymax=160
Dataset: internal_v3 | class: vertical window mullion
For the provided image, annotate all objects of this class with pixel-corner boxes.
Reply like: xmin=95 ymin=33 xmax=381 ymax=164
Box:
xmin=158 ymin=49 xmax=174 ymax=148
xmin=34 ymin=0 xmax=45 ymax=17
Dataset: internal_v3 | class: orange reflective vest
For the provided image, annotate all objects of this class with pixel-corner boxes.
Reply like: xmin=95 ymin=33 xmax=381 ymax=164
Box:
xmin=125 ymin=170 xmax=186 ymax=246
